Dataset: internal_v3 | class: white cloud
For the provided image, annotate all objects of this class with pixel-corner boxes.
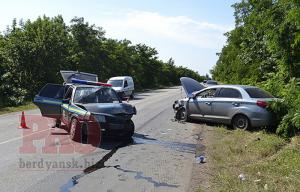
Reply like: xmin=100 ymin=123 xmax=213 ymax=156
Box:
xmin=100 ymin=10 xmax=232 ymax=49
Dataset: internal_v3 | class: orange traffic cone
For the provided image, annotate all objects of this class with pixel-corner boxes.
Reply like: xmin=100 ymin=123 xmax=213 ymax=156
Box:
xmin=19 ymin=111 xmax=28 ymax=129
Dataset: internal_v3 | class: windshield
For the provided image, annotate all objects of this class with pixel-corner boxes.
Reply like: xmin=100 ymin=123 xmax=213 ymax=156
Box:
xmin=73 ymin=87 xmax=120 ymax=104
xmin=244 ymin=87 xmax=274 ymax=98
xmin=107 ymin=80 xmax=123 ymax=87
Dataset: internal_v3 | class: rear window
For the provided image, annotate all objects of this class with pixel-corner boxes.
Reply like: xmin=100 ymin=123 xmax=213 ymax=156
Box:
xmin=244 ymin=88 xmax=274 ymax=98
xmin=216 ymin=88 xmax=242 ymax=98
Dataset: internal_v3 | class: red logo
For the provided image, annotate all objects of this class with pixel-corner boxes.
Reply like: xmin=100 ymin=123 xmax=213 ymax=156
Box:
xmin=19 ymin=115 xmax=101 ymax=154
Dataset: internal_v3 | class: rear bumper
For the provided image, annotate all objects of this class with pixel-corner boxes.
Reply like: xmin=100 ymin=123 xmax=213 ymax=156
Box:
xmin=249 ymin=111 xmax=276 ymax=127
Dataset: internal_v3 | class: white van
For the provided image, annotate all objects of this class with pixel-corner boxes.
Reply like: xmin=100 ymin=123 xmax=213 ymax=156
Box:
xmin=107 ymin=76 xmax=135 ymax=99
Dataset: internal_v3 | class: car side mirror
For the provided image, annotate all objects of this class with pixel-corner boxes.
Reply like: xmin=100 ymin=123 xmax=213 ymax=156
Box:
xmin=62 ymin=98 xmax=70 ymax=104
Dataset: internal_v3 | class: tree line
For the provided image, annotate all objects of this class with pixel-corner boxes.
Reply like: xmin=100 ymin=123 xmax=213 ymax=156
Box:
xmin=0 ymin=16 xmax=204 ymax=107
xmin=211 ymin=0 xmax=300 ymax=137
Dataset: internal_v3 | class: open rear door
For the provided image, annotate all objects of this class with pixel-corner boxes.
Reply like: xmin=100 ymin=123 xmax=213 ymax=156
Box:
xmin=60 ymin=70 xmax=98 ymax=83
xmin=33 ymin=84 xmax=64 ymax=119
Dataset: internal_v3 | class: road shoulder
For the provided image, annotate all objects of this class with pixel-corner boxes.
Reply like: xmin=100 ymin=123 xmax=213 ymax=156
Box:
xmin=188 ymin=123 xmax=215 ymax=192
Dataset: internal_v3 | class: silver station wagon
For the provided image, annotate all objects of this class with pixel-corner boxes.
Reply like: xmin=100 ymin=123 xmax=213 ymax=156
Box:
xmin=173 ymin=77 xmax=276 ymax=130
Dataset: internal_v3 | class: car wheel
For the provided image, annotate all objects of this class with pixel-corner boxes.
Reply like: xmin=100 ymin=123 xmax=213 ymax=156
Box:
xmin=81 ymin=123 xmax=88 ymax=144
xmin=124 ymin=120 xmax=135 ymax=139
xmin=69 ymin=118 xmax=79 ymax=141
xmin=130 ymin=91 xmax=134 ymax=99
xmin=121 ymin=92 xmax=126 ymax=99
xmin=176 ymin=107 xmax=190 ymax=122
xmin=232 ymin=115 xmax=250 ymax=130
xmin=69 ymin=118 xmax=88 ymax=142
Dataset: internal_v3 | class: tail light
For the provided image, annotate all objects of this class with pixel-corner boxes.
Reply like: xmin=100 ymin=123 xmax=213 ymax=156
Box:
xmin=256 ymin=100 xmax=268 ymax=108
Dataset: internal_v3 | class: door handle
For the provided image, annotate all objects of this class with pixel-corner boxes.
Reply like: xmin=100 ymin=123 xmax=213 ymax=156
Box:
xmin=232 ymin=102 xmax=240 ymax=106
xmin=205 ymin=102 xmax=211 ymax=105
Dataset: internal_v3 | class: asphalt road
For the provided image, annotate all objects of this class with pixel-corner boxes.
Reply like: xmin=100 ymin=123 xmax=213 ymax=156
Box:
xmin=0 ymin=87 xmax=199 ymax=192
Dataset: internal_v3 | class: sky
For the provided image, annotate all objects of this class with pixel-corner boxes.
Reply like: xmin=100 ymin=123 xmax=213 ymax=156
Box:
xmin=0 ymin=0 xmax=238 ymax=75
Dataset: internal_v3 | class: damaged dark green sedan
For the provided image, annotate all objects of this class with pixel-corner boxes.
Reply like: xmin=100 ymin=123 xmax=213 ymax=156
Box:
xmin=34 ymin=71 xmax=136 ymax=143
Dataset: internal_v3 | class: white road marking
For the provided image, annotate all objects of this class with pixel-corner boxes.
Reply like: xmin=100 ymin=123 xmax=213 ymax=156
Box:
xmin=0 ymin=128 xmax=50 ymax=145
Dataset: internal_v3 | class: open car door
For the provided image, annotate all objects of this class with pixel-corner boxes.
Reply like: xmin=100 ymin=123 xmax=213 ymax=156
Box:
xmin=33 ymin=84 xmax=64 ymax=119
xmin=60 ymin=70 xmax=98 ymax=83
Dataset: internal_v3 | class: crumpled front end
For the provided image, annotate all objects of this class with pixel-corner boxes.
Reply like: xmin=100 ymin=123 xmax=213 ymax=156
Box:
xmin=91 ymin=112 xmax=135 ymax=137
xmin=81 ymin=103 xmax=136 ymax=137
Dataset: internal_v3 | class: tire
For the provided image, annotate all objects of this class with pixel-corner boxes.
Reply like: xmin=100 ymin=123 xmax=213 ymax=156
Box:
xmin=232 ymin=114 xmax=250 ymax=130
xmin=124 ymin=120 xmax=135 ymax=139
xmin=81 ymin=123 xmax=88 ymax=144
xmin=130 ymin=91 xmax=134 ymax=99
xmin=69 ymin=118 xmax=88 ymax=142
xmin=121 ymin=92 xmax=126 ymax=99
xmin=176 ymin=107 xmax=190 ymax=122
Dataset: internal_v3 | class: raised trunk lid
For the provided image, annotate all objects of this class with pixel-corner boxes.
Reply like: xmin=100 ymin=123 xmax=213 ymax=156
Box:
xmin=60 ymin=70 xmax=98 ymax=83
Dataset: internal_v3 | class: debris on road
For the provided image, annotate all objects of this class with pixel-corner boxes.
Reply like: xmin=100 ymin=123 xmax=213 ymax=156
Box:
xmin=196 ymin=155 xmax=206 ymax=164
xmin=238 ymin=173 xmax=246 ymax=181
xmin=254 ymin=179 xmax=261 ymax=183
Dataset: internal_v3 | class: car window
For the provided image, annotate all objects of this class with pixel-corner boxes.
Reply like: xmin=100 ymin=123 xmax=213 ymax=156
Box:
xmin=39 ymin=84 xmax=64 ymax=99
xmin=197 ymin=88 xmax=217 ymax=98
xmin=124 ymin=80 xmax=128 ymax=87
xmin=216 ymin=88 xmax=242 ymax=98
xmin=244 ymin=87 xmax=274 ymax=98
xmin=64 ymin=87 xmax=73 ymax=100
xmin=74 ymin=87 xmax=120 ymax=104
xmin=107 ymin=80 xmax=123 ymax=87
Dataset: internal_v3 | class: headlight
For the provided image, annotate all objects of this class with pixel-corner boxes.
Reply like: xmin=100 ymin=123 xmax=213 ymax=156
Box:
xmin=95 ymin=115 xmax=106 ymax=123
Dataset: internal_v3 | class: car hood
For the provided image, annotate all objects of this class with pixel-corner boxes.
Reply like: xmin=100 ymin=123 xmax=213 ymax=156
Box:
xmin=80 ymin=103 xmax=136 ymax=115
xmin=112 ymin=87 xmax=123 ymax=92
xmin=180 ymin=77 xmax=205 ymax=98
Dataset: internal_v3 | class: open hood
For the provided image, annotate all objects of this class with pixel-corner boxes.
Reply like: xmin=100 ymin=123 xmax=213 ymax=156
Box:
xmin=60 ymin=70 xmax=98 ymax=83
xmin=180 ymin=77 xmax=205 ymax=98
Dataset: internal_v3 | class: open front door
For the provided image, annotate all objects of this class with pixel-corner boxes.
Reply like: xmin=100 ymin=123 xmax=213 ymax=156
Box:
xmin=34 ymin=84 xmax=64 ymax=119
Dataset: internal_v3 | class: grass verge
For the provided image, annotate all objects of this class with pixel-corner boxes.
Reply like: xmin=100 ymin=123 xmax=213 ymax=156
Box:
xmin=203 ymin=127 xmax=300 ymax=192
xmin=0 ymin=102 xmax=36 ymax=115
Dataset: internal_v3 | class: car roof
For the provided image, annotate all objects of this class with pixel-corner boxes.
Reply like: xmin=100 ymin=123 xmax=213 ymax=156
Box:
xmin=202 ymin=84 xmax=257 ymax=90
xmin=108 ymin=76 xmax=132 ymax=80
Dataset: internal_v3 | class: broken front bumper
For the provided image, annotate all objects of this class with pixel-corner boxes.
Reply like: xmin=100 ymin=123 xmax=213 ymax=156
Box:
xmin=92 ymin=114 xmax=134 ymax=137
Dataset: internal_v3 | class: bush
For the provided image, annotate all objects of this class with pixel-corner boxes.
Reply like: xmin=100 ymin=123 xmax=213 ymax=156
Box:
xmin=265 ymin=78 xmax=300 ymax=138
